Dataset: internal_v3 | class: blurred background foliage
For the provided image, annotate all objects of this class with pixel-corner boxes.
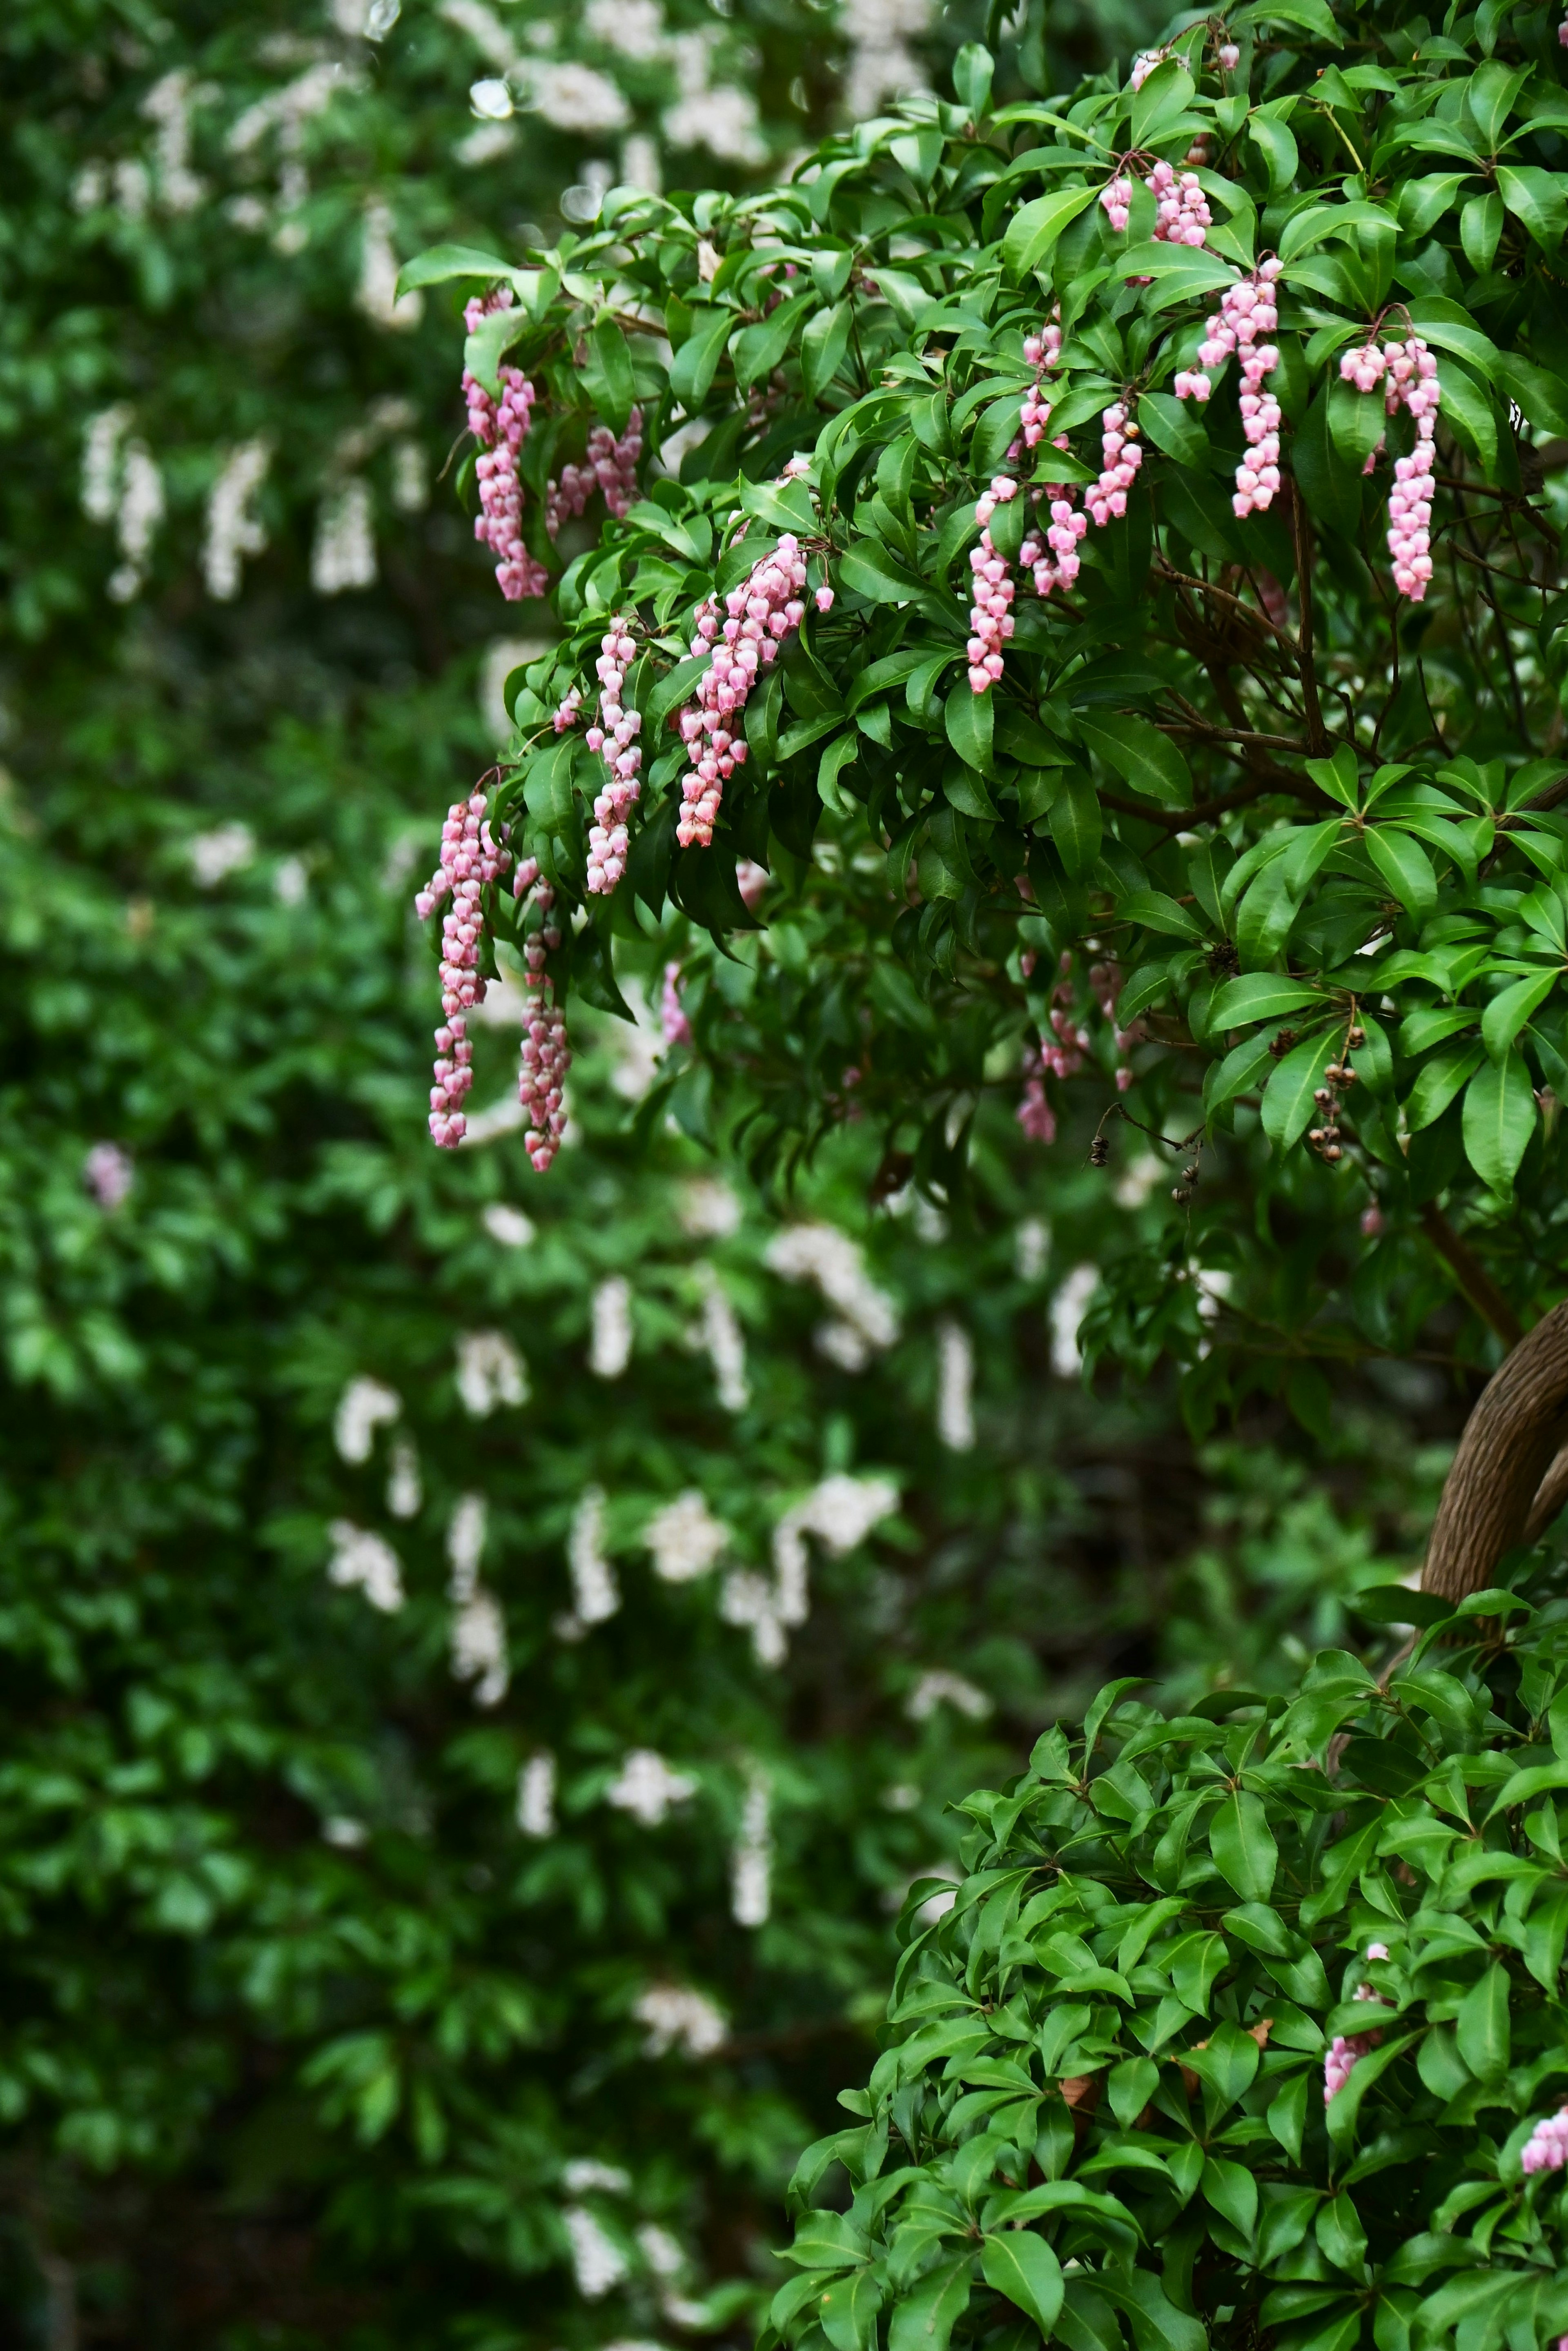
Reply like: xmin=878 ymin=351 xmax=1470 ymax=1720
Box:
xmin=0 ymin=0 xmax=1472 ymax=2344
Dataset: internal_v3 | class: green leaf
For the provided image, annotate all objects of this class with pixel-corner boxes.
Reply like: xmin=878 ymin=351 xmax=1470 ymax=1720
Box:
xmin=1329 ymin=378 xmax=1387 ymax=472
xmin=1407 ymin=1041 xmax=1484 ymax=1132
xmin=802 ymin=303 xmax=853 ymax=401
xmin=839 ymin=544 xmax=929 ymax=605
xmin=583 ymin=317 xmax=637 ymax=435
xmin=946 ymin=687 xmax=995 ymax=777
xmin=1212 ymin=975 xmax=1325 ymax=1026
xmin=395 ymin=242 xmax=520 ymax=297
xmin=1461 ymin=1052 xmax=1537 ymax=1193
xmin=1002 ymin=184 xmax=1098 ymax=279
xmin=1495 ymin=353 xmax=1568 ymax=439
xmin=1131 ymin=58 xmax=1195 ymax=148
xmin=1248 ymin=114 xmax=1299 ymax=196
xmin=1209 ymin=1789 xmax=1278 ymax=1902
xmin=1261 ymin=1027 xmax=1340 ymax=1153
xmin=980 ymin=2232 xmax=1064 ymax=2335
xmin=1136 ymin=392 xmax=1211 ymax=470
xmin=669 ymin=305 xmax=734 ymax=406
xmin=1116 ymin=891 xmax=1202 ymax=941
xmin=819 ymin=732 xmax=860 ymax=814
xmin=820 ymin=2267 xmax=884 ymax=2351
xmin=888 ymin=2257 xmax=973 ymax=2351
xmin=1482 ymin=971 xmax=1558 ymax=1063
xmin=1075 ymin=712 xmax=1192 ymax=809
xmin=1497 ymin=165 xmax=1568 ymax=251
xmin=1049 ymin=772 xmax=1102 ymax=880
xmin=1455 ymin=1963 xmax=1510 ymax=2079
xmin=1460 ymin=190 xmax=1504 ymax=274
xmin=1290 ymin=388 xmax=1362 ymax=540
xmin=1364 ymin=828 xmax=1437 ymax=919
xmin=733 ymin=290 xmax=817 ymax=392
xmin=464 ymin=304 xmax=524 ymax=397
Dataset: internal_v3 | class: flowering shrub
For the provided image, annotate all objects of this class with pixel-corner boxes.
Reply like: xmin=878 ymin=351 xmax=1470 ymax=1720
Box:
xmin=419 ymin=0 xmax=1568 ymax=1363
xmin=771 ymin=1577 xmax=1568 ymax=2351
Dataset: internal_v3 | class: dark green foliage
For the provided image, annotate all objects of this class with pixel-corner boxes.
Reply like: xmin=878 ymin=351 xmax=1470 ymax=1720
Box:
xmin=775 ymin=1577 xmax=1568 ymax=2351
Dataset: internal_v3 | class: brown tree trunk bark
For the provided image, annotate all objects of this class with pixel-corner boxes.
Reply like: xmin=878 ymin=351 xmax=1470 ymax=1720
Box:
xmin=1421 ymin=1301 xmax=1568 ymax=1599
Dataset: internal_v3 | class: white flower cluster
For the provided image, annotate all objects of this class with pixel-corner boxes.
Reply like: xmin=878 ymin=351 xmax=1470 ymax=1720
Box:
xmin=764 ymin=1222 xmax=900 ymax=1372
xmin=633 ymin=1983 xmax=727 ymax=2057
xmin=81 ymin=406 xmax=165 ymax=603
xmin=722 ymin=1472 xmax=898 ymax=1667
xmin=327 ymin=1520 xmax=405 ymax=1612
xmin=605 ymin=1749 xmax=697 ymax=1825
xmin=455 ymin=1329 xmax=528 ymax=1415
xmin=448 ymin=1492 xmax=509 ymax=1705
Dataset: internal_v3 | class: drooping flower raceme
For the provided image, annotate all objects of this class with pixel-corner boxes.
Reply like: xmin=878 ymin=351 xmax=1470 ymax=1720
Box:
xmin=1339 ymin=332 xmax=1442 ymax=601
xmin=1522 ymin=2104 xmax=1568 ymax=2174
xmin=674 ymin=532 xmax=809 ymax=846
xmin=545 ymin=407 xmax=644 ymax=538
xmin=463 ymin=291 xmax=549 ymax=602
xmin=1149 ymin=158 xmax=1211 ymax=247
xmin=416 ymin=790 xmax=512 ymax=1148
xmin=967 ymin=475 xmax=1017 ymax=693
xmin=513 ymin=855 xmax=570 ymax=1171
xmin=1087 ymin=402 xmax=1143 ymax=528
xmin=584 ymin=617 xmax=641 ymax=895
xmin=1176 ymin=260 xmax=1284 ymax=521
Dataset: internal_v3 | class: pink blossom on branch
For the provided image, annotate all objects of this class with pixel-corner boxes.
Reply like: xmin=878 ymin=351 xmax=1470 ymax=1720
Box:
xmin=462 ymin=291 xmax=548 ymax=603
xmin=1339 ymin=331 xmax=1441 ymax=600
xmin=545 ymin=407 xmax=644 ymax=539
xmin=584 ymin=617 xmax=641 ymax=896
xmin=417 ymin=790 xmax=512 ymax=1148
xmin=674 ymin=533 xmax=809 ymax=848
xmin=514 ymin=856 xmax=569 ymax=1171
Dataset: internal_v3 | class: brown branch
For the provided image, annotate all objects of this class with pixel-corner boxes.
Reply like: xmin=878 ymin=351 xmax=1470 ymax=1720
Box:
xmin=1419 ymin=1202 xmax=1524 ymax=1349
xmin=1423 ymin=1299 xmax=1568 ymax=1601
xmin=1287 ymin=482 xmax=1330 ymax=756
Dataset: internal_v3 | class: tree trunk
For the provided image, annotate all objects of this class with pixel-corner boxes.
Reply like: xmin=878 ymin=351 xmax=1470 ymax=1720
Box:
xmin=1421 ymin=1302 xmax=1568 ymax=1599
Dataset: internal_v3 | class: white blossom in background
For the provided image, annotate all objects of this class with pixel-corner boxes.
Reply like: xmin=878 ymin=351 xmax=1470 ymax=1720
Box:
xmin=731 ymin=1768 xmax=772 ymax=1926
xmin=639 ymin=2225 xmax=687 ymax=2279
xmin=772 ymin=1472 xmax=899 ymax=1631
xmin=227 ymin=61 xmax=355 ymax=157
xmin=441 ymin=0 xmax=520 ymax=71
xmin=663 ymin=83 xmax=766 ymax=163
xmin=357 ymin=200 xmax=424 ymax=329
xmin=695 ymin=1264 xmax=749 ymax=1411
xmin=765 ymin=1223 xmax=900 ymax=1359
xmin=205 ymin=442 xmax=272 ymax=602
xmin=455 ymin=1329 xmax=527 ymax=1415
xmin=188 ymin=824 xmax=256 ymax=886
xmin=274 ymin=856 xmax=308 ymax=906
xmin=621 ymin=132 xmax=662 ymax=191
xmin=644 ymin=1491 xmax=729 ymax=1583
xmin=521 ymin=60 xmax=631 ymax=132
xmin=517 ymin=1750 xmax=557 ymax=1836
xmin=815 ymin=1320 xmax=872 ymax=1372
xmin=108 ymin=440 xmax=165 ymax=601
xmin=906 ymin=1668 xmax=992 ymax=1722
xmin=482 ymin=1202 xmax=535 ymax=1249
xmin=605 ymin=1750 xmax=696 ymax=1826
xmin=563 ymin=1486 xmax=620 ymax=1630
xmin=678 ymin=1178 xmax=741 ymax=1239
xmin=1114 ymin=1152 xmax=1164 ymax=1209
xmin=936 ymin=1320 xmax=975 ymax=1452
xmin=1015 ymin=1216 xmax=1049 ymax=1281
xmin=1050 ymin=1264 xmax=1100 ymax=1377
xmin=82 ymin=406 xmax=132 ymax=522
xmin=323 ymin=1815 xmax=369 ymax=1848
xmin=590 ymin=1276 xmax=634 ymax=1379
xmin=842 ymin=0 xmax=931 ymax=116
xmin=585 ymin=0 xmax=666 ymax=58
xmin=333 ymin=1375 xmax=401 ymax=1463
xmin=448 ymin=1493 xmax=509 ymax=1706
xmin=390 ymin=438 xmax=427 ymax=512
xmin=311 ymin=477 xmax=376 ymax=594
xmin=140 ymin=70 xmax=205 ymax=213
xmin=457 ymin=120 xmax=519 ymax=165
xmin=386 ymin=1438 xmax=422 ymax=1520
xmin=83 ymin=1142 xmax=135 ymax=1211
xmin=633 ymin=1985 xmax=727 ymax=2057
xmin=468 ymin=76 xmax=515 ymax=118
xmin=564 ymin=2158 xmax=631 ymax=2194
xmin=719 ymin=1570 xmax=786 ymax=1667
xmin=332 ymin=0 xmax=403 ymax=33
xmin=563 ymin=2206 xmax=628 ymax=2300
xmin=327 ymin=1520 xmax=405 ymax=1612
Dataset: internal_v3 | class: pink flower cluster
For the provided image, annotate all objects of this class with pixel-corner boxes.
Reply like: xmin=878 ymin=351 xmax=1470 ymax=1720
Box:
xmin=545 ymin=408 xmax=644 ymax=539
xmin=584 ymin=617 xmax=641 ymax=896
xmin=1176 ymin=261 xmax=1284 ymax=518
xmin=1100 ymin=169 xmax=1136 ymax=234
xmin=1129 ymin=46 xmax=1166 ymax=90
xmin=463 ymin=294 xmax=549 ymax=604
xmin=968 ymin=476 xmax=1018 ymax=692
xmin=1017 ymin=1041 xmax=1056 ymax=1144
xmin=1339 ymin=333 xmax=1441 ymax=600
xmin=661 ymin=960 xmax=692 ymax=1046
xmin=417 ymin=791 xmax=513 ymax=1148
xmin=1020 ymin=490 xmax=1088 ymax=601
xmin=1149 ymin=158 xmax=1212 ymax=248
xmin=1089 ymin=958 xmax=1138 ymax=1091
xmin=1323 ymin=1944 xmax=1389 ymax=2104
xmin=1522 ymin=2104 xmax=1568 ymax=2175
xmin=553 ymin=686 xmax=583 ymax=733
xmin=514 ymin=857 xmax=569 ymax=1171
xmin=675 ymin=534 xmax=809 ymax=848
xmin=1088 ymin=403 xmax=1143 ymax=528
xmin=1018 ymin=320 xmax=1063 ymax=447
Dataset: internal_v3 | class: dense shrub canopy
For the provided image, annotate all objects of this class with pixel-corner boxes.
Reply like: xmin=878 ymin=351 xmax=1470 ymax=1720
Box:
xmin=773 ymin=1578 xmax=1568 ymax=2351
xmin=427 ymin=0 xmax=1568 ymax=1411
